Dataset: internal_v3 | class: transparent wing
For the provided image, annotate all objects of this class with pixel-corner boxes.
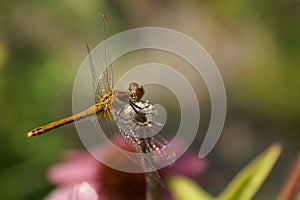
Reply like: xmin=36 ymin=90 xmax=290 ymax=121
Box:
xmin=86 ymin=13 xmax=113 ymax=101
xmin=145 ymin=135 xmax=176 ymax=168
xmin=86 ymin=43 xmax=97 ymax=93
xmin=96 ymin=98 xmax=160 ymax=172
xmin=111 ymin=91 xmax=176 ymax=168
xmin=95 ymin=14 xmax=113 ymax=101
xmin=97 ymin=112 xmax=166 ymax=186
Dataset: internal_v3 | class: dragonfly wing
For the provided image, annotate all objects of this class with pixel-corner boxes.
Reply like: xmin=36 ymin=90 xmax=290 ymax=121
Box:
xmin=97 ymin=113 xmax=159 ymax=173
xmin=147 ymin=135 xmax=176 ymax=168
xmin=86 ymin=43 xmax=98 ymax=94
xmin=111 ymin=91 xmax=176 ymax=170
xmin=86 ymin=13 xmax=113 ymax=102
xmin=95 ymin=13 xmax=113 ymax=101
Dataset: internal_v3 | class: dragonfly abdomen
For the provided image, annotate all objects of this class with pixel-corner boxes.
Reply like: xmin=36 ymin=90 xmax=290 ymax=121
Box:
xmin=27 ymin=103 xmax=103 ymax=137
xmin=27 ymin=115 xmax=76 ymax=137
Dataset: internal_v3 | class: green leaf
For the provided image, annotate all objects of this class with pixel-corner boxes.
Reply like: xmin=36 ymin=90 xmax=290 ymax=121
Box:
xmin=167 ymin=176 xmax=214 ymax=200
xmin=218 ymin=143 xmax=282 ymax=200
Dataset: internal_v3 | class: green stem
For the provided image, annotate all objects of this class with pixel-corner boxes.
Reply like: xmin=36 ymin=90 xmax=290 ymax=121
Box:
xmin=146 ymin=172 xmax=160 ymax=200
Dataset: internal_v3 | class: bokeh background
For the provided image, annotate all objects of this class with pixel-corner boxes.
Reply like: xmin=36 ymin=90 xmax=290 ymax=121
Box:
xmin=0 ymin=0 xmax=299 ymax=199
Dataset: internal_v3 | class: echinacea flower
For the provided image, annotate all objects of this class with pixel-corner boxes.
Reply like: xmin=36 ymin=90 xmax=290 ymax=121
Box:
xmin=44 ymin=139 xmax=206 ymax=200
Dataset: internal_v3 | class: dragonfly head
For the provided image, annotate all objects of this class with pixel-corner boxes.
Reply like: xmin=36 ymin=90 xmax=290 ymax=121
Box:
xmin=128 ymin=82 xmax=144 ymax=101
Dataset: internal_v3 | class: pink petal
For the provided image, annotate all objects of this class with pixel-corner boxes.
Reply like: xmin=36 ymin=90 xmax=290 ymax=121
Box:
xmin=47 ymin=151 xmax=100 ymax=185
xmin=44 ymin=185 xmax=73 ymax=200
xmin=163 ymin=153 xmax=207 ymax=177
xmin=176 ymin=153 xmax=207 ymax=176
xmin=70 ymin=182 xmax=98 ymax=200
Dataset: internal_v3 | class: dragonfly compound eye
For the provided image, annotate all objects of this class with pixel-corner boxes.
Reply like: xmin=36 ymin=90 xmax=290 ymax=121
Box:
xmin=129 ymin=82 xmax=144 ymax=101
xmin=135 ymin=86 xmax=144 ymax=100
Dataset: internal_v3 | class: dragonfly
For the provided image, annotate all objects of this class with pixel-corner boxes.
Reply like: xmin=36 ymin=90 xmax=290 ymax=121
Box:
xmin=27 ymin=14 xmax=175 ymax=182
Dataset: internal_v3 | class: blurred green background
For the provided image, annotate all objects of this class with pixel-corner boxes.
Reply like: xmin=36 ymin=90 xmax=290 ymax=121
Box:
xmin=0 ymin=0 xmax=299 ymax=199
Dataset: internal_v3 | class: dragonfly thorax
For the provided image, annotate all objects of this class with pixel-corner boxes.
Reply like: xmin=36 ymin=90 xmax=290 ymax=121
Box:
xmin=130 ymin=102 xmax=149 ymax=124
xmin=99 ymin=91 xmax=114 ymax=119
xmin=126 ymin=101 xmax=156 ymax=128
